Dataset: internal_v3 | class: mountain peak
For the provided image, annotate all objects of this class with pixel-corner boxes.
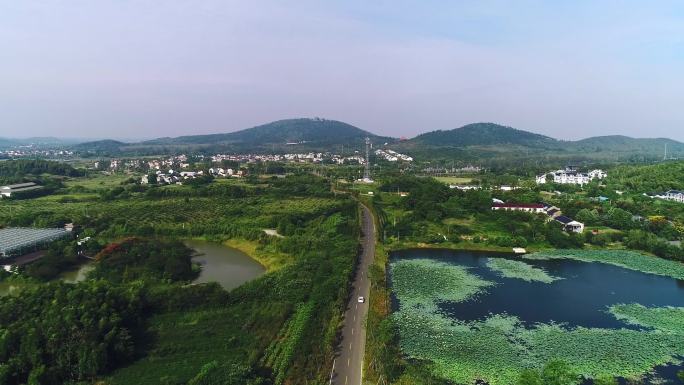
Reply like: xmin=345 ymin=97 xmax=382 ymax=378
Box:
xmin=139 ymin=118 xmax=391 ymax=150
xmin=412 ymin=122 xmax=557 ymax=147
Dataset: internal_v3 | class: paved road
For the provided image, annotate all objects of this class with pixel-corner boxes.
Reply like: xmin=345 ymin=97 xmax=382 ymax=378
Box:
xmin=330 ymin=204 xmax=375 ymax=385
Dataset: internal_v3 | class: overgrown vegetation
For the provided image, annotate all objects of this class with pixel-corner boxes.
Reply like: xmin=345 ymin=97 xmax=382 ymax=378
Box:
xmin=0 ymin=174 xmax=360 ymax=385
xmin=525 ymin=249 xmax=684 ymax=280
xmin=0 ymin=281 xmax=146 ymax=384
xmin=486 ymin=258 xmax=562 ymax=283
xmin=390 ymin=258 xmax=495 ymax=309
xmin=90 ymin=237 xmax=197 ymax=283
xmin=390 ymin=258 xmax=684 ymax=385
xmin=608 ymin=304 xmax=684 ymax=333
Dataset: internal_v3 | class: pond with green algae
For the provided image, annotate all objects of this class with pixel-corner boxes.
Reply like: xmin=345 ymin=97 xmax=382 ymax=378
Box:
xmin=389 ymin=249 xmax=684 ymax=385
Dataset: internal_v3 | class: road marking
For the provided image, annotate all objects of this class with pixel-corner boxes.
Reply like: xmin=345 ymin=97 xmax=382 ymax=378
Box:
xmin=355 ymin=304 xmax=357 ymax=310
xmin=329 ymin=359 xmax=336 ymax=385
xmin=347 ymin=358 xmax=350 ymax=367
xmin=345 ymin=375 xmax=348 ymax=385
xmin=354 ymin=314 xmax=356 ymax=321
xmin=349 ymin=342 xmax=352 ymax=351
xmin=352 ymin=328 xmax=354 ymax=335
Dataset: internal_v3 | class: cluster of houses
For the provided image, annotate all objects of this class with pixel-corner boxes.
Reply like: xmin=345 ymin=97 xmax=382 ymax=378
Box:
xmin=141 ymin=167 xmax=246 ymax=185
xmin=0 ymin=182 xmax=43 ymax=198
xmin=536 ymin=166 xmax=607 ymax=185
xmin=422 ymin=165 xmax=482 ymax=174
xmin=211 ymin=153 xmax=327 ymax=163
xmin=210 ymin=152 xmax=373 ymax=165
xmin=374 ymin=149 xmax=413 ymax=162
xmin=97 ymin=155 xmax=191 ymax=172
xmin=1 ymin=148 xmax=73 ymax=158
xmin=146 ymin=155 xmax=189 ymax=170
xmin=491 ymin=202 xmax=585 ymax=233
xmin=208 ymin=167 xmax=244 ymax=178
xmin=449 ymin=184 xmax=518 ymax=191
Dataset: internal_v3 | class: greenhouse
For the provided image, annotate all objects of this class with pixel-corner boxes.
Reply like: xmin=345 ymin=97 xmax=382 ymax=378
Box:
xmin=0 ymin=228 xmax=70 ymax=258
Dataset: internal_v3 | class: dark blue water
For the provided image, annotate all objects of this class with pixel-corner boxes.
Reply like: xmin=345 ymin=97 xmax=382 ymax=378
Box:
xmin=389 ymin=248 xmax=684 ymax=383
xmin=390 ymin=248 xmax=684 ymax=329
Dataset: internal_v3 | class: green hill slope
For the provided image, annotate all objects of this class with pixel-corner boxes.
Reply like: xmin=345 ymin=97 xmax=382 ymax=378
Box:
xmin=144 ymin=118 xmax=391 ymax=148
xmin=410 ymin=123 xmax=559 ymax=148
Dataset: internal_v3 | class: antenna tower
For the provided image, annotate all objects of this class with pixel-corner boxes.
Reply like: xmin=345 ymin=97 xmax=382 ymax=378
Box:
xmin=664 ymin=143 xmax=668 ymax=161
xmin=363 ymin=137 xmax=372 ymax=182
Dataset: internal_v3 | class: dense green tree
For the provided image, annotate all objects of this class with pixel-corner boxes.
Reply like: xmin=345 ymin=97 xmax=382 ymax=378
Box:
xmin=594 ymin=375 xmax=618 ymax=385
xmin=516 ymin=369 xmax=542 ymax=385
xmin=541 ymin=360 xmax=579 ymax=385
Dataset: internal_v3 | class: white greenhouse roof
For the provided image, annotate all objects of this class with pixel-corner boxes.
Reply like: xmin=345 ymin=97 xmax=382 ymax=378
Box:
xmin=0 ymin=228 xmax=69 ymax=257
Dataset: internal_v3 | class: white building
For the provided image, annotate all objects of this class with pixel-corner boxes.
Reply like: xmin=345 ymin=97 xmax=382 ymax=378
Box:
xmin=588 ymin=169 xmax=607 ymax=180
xmin=491 ymin=203 xmax=546 ymax=214
xmin=555 ymin=215 xmax=585 ymax=233
xmin=664 ymin=190 xmax=684 ymax=203
xmin=536 ymin=166 xmax=606 ymax=185
xmin=374 ymin=149 xmax=413 ymax=162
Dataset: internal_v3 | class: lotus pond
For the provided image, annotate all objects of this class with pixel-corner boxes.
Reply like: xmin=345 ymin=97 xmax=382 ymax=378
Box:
xmin=389 ymin=249 xmax=684 ymax=385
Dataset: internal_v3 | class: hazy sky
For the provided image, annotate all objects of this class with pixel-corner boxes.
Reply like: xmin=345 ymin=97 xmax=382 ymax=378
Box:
xmin=1 ymin=1 xmax=683 ymax=140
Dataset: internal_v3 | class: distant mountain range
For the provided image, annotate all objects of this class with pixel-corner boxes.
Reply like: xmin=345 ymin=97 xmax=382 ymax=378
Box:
xmin=47 ymin=118 xmax=684 ymax=163
xmin=73 ymin=118 xmax=394 ymax=156
xmin=0 ymin=137 xmax=83 ymax=149
xmin=410 ymin=123 xmax=560 ymax=148
xmin=144 ymin=118 xmax=390 ymax=146
xmin=398 ymin=123 xmax=683 ymax=161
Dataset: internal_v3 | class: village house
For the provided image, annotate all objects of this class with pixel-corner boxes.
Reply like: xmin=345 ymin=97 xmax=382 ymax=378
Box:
xmin=555 ymin=215 xmax=585 ymax=233
xmin=661 ymin=190 xmax=684 ymax=203
xmin=492 ymin=201 xmax=585 ymax=233
xmin=491 ymin=203 xmax=546 ymax=214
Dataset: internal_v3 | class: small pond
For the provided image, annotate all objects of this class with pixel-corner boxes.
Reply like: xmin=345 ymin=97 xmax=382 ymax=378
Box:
xmin=0 ymin=240 xmax=264 ymax=295
xmin=186 ymin=240 xmax=265 ymax=291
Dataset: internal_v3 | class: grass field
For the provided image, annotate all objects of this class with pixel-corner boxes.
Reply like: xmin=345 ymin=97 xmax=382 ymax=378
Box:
xmin=64 ymin=173 xmax=131 ymax=189
xmin=433 ymin=176 xmax=474 ymax=185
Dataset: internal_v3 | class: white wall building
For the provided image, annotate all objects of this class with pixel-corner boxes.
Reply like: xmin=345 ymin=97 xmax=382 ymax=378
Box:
xmin=491 ymin=203 xmax=546 ymax=214
xmin=664 ymin=190 xmax=684 ymax=203
xmin=536 ymin=167 xmax=606 ymax=185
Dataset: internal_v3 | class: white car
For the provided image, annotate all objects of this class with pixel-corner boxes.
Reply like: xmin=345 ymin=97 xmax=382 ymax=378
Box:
xmin=357 ymin=296 xmax=365 ymax=303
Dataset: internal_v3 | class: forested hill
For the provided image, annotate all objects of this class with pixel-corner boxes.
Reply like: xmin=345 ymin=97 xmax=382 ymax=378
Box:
xmin=398 ymin=123 xmax=684 ymax=164
xmin=409 ymin=122 xmax=560 ymax=148
xmin=143 ymin=118 xmax=392 ymax=148
xmin=0 ymin=159 xmax=85 ymax=185
xmin=69 ymin=118 xmax=393 ymax=156
xmin=65 ymin=118 xmax=684 ymax=162
xmin=0 ymin=159 xmax=83 ymax=178
xmin=71 ymin=139 xmax=128 ymax=155
xmin=572 ymin=135 xmax=684 ymax=155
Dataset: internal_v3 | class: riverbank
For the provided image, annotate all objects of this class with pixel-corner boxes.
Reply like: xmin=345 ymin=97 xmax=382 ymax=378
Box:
xmin=222 ymin=238 xmax=291 ymax=272
xmin=384 ymin=240 xmax=538 ymax=254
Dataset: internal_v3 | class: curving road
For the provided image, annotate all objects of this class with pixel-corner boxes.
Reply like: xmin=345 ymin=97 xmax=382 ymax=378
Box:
xmin=330 ymin=204 xmax=375 ymax=385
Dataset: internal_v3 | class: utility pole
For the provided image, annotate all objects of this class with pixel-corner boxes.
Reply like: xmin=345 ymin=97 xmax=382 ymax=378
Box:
xmin=363 ymin=137 xmax=373 ymax=182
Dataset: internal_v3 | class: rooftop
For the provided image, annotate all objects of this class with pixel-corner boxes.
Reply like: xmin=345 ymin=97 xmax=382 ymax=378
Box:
xmin=0 ymin=182 xmax=37 ymax=190
xmin=555 ymin=216 xmax=576 ymax=224
xmin=492 ymin=203 xmax=544 ymax=209
xmin=0 ymin=228 xmax=69 ymax=257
